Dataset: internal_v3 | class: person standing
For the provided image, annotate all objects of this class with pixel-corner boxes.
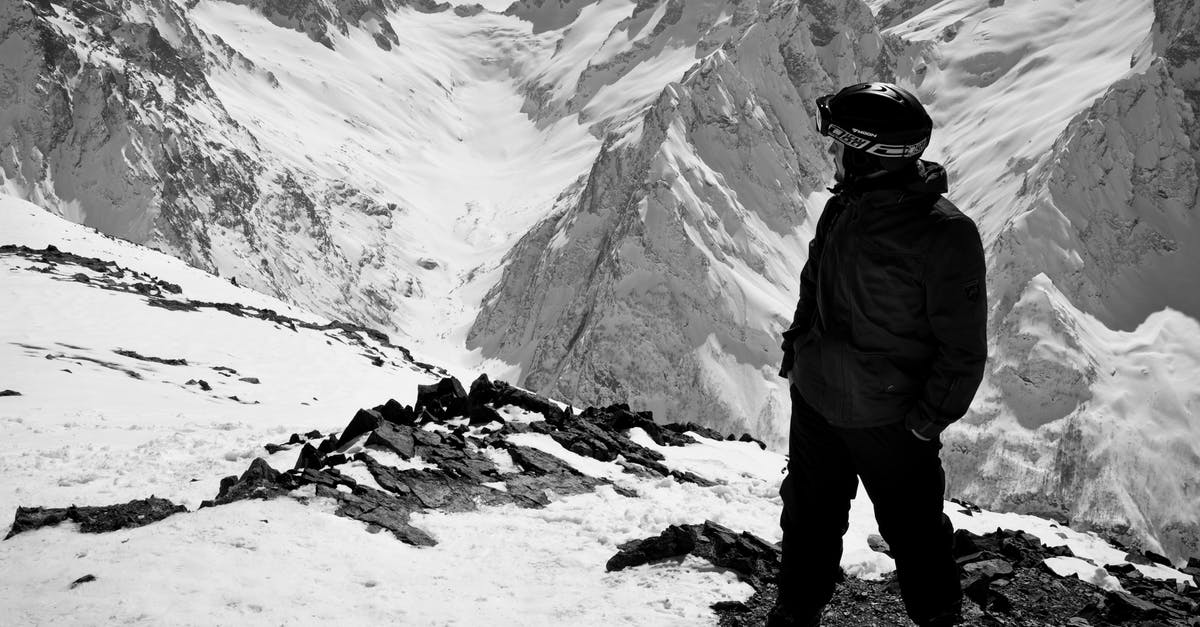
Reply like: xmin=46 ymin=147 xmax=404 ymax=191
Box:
xmin=771 ymin=83 xmax=988 ymax=627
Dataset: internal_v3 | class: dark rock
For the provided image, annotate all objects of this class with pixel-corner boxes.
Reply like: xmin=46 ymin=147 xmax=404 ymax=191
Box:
xmin=478 ymin=378 xmax=567 ymax=422
xmin=304 ymin=430 xmax=322 ymax=440
xmin=1144 ymin=549 xmax=1174 ymax=567
xmin=506 ymin=444 xmax=580 ymax=476
xmin=330 ymin=484 xmax=436 ymax=547
xmin=366 ymin=421 xmax=416 ymax=459
xmin=201 ymin=458 xmax=297 ymax=508
xmin=415 ymin=376 xmax=468 ymax=418
xmin=324 ymin=454 xmax=348 ymax=467
xmin=670 ymin=469 xmax=717 ymax=487
xmin=316 ymin=436 xmax=339 ymax=455
xmin=70 ymin=574 xmax=96 ymax=589
xmin=113 ymin=349 xmax=188 ymax=366
xmin=468 ymin=373 xmax=499 ymax=406
xmin=6 ymin=496 xmax=187 ymax=539
xmin=963 ymin=558 xmax=1015 ymax=581
xmin=503 ymin=472 xmax=605 ymax=507
xmin=469 ymin=404 xmax=503 ymax=426
xmin=661 ymin=421 xmax=726 ymax=441
xmin=376 ymin=399 xmax=415 ymax=425
xmin=362 ymin=458 xmax=497 ymax=513
xmin=334 ymin=408 xmax=382 ymax=449
xmin=288 ymin=433 xmax=305 ymax=445
xmin=198 ymin=379 xmax=212 ymax=391
xmin=0 ymin=390 xmax=20 ymax=397
xmin=1125 ymin=550 xmax=1154 ymax=566
xmin=607 ymin=524 xmax=697 ymax=571
xmin=607 ymin=521 xmax=781 ymax=589
xmin=738 ymin=433 xmax=767 ymax=449
xmin=293 ymin=443 xmax=323 ymax=470
xmin=951 ymin=497 xmax=983 ymax=516
xmin=1103 ymin=590 xmax=1166 ymax=622
xmin=239 ymin=377 xmax=260 ymax=384
xmin=1105 ymin=562 xmax=1139 ymax=576
xmin=453 ymin=3 xmax=484 ymax=17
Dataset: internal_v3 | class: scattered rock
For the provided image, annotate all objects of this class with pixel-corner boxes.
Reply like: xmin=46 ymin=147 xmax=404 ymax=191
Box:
xmin=238 ymin=377 xmax=260 ymax=384
xmin=6 ymin=497 xmax=187 ymax=539
xmin=293 ymin=443 xmax=323 ymax=470
xmin=200 ymin=458 xmax=297 ymax=508
xmin=333 ymin=408 xmax=382 ymax=449
xmin=113 ymin=349 xmax=187 ymax=366
xmin=415 ymin=376 xmax=469 ymax=418
xmin=69 ymin=574 xmax=96 ymax=589
xmin=375 ymin=399 xmax=415 ymax=425
xmin=366 ymin=421 xmax=416 ymax=458
xmin=0 ymin=390 xmax=20 ymax=397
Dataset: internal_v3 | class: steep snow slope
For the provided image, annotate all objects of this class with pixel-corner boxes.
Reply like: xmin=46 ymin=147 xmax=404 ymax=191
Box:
xmin=2 ymin=199 xmax=1192 ymax=625
xmin=470 ymin=0 xmax=891 ymax=446
xmin=0 ymin=0 xmax=606 ymax=371
xmin=881 ymin=0 xmax=1200 ymax=558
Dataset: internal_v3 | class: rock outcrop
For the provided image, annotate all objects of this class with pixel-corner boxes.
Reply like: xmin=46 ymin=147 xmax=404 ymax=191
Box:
xmin=610 ymin=523 xmax=1200 ymax=626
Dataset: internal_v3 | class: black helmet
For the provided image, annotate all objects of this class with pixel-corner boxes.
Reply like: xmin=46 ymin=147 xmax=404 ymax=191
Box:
xmin=816 ymin=82 xmax=932 ymax=159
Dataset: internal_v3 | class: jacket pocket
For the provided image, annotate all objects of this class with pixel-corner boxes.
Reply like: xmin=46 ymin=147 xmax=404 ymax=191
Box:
xmin=844 ymin=349 xmax=921 ymax=423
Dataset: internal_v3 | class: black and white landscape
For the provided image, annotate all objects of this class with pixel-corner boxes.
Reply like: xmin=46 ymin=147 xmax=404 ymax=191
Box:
xmin=1 ymin=0 xmax=1198 ymax=623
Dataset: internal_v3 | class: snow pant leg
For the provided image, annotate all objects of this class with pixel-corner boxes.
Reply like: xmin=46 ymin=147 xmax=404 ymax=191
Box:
xmin=840 ymin=422 xmax=962 ymax=625
xmin=777 ymin=387 xmax=859 ymax=618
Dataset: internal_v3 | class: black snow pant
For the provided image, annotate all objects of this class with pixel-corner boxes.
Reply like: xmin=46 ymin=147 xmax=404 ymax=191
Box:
xmin=778 ymin=387 xmax=962 ymax=625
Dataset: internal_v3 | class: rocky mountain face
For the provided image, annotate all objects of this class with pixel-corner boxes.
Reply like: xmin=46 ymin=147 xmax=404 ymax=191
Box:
xmin=916 ymin=0 xmax=1200 ymax=562
xmin=0 ymin=0 xmax=485 ymax=337
xmin=469 ymin=0 xmax=891 ymax=446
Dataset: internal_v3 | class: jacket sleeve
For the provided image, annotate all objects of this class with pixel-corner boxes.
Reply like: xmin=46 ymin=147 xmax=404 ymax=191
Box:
xmin=906 ymin=216 xmax=988 ymax=439
xmin=778 ymin=198 xmax=838 ymax=378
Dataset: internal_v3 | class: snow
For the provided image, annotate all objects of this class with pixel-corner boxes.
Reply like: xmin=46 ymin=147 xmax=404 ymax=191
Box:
xmin=891 ymin=0 xmax=1155 ymax=238
xmin=1042 ymin=557 xmax=1125 ymax=592
xmin=1 ymin=203 xmax=1192 ymax=625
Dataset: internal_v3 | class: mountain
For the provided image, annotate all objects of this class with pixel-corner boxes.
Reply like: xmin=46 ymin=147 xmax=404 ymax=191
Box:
xmin=469 ymin=0 xmax=889 ymax=447
xmin=1 ymin=0 xmax=1198 ymax=563
xmin=1 ymin=198 xmax=1196 ymax=625
xmin=880 ymin=0 xmax=1200 ymax=559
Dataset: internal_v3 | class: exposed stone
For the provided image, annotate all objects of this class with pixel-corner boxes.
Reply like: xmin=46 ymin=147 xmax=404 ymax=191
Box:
xmin=70 ymin=574 xmax=97 ymax=589
xmin=333 ymin=408 xmax=382 ymax=449
xmin=366 ymin=421 xmax=416 ymax=458
xmin=415 ymin=376 xmax=468 ymax=418
xmin=113 ymin=349 xmax=188 ymax=366
xmin=6 ymin=497 xmax=187 ymax=539
xmin=469 ymin=403 xmax=503 ymax=426
xmin=293 ymin=443 xmax=323 ymax=470
xmin=201 ymin=458 xmax=297 ymax=508
xmin=376 ymin=398 xmax=415 ymax=425
xmin=328 ymin=483 xmax=436 ymax=547
xmin=0 ymin=390 xmax=21 ymax=397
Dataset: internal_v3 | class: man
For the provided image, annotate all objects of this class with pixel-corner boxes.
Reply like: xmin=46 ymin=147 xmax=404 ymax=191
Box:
xmin=771 ymin=83 xmax=988 ymax=626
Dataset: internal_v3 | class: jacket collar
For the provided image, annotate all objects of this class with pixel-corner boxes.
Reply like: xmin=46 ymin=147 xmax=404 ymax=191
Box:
xmin=830 ymin=160 xmax=947 ymax=208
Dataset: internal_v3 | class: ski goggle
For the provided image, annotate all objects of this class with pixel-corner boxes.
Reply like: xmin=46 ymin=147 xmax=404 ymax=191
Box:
xmin=815 ymin=94 xmax=929 ymax=158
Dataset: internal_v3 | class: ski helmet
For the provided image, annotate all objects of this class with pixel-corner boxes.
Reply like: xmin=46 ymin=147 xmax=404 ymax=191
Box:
xmin=815 ymin=82 xmax=932 ymax=160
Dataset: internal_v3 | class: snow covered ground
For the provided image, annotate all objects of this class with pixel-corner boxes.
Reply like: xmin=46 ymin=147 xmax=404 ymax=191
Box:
xmin=1 ymin=199 xmax=1191 ymax=624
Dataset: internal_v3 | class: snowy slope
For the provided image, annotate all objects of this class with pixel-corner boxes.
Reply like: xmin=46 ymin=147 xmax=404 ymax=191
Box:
xmin=2 ymin=199 xmax=1192 ymax=625
xmin=469 ymin=0 xmax=891 ymax=446
xmin=2 ymin=0 xmax=1198 ymax=564
xmin=879 ymin=0 xmax=1200 ymax=558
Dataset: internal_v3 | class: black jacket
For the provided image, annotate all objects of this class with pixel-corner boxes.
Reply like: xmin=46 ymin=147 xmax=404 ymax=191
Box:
xmin=780 ymin=161 xmax=987 ymax=439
